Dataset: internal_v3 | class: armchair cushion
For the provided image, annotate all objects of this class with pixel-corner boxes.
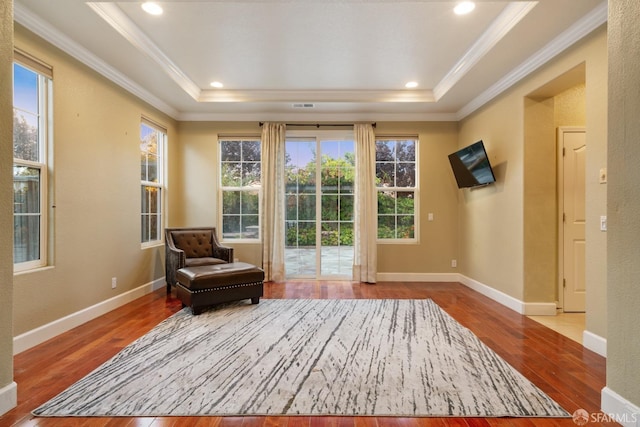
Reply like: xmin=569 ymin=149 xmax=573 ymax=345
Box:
xmin=185 ymin=257 xmax=227 ymax=267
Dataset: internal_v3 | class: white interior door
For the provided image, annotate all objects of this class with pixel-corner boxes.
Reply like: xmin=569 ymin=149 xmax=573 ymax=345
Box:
xmin=560 ymin=128 xmax=586 ymax=312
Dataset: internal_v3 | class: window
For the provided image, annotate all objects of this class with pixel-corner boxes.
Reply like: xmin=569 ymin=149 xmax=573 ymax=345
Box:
xmin=220 ymin=139 xmax=261 ymax=240
xmin=376 ymin=138 xmax=418 ymax=240
xmin=13 ymin=52 xmax=52 ymax=272
xmin=140 ymin=119 xmax=166 ymax=245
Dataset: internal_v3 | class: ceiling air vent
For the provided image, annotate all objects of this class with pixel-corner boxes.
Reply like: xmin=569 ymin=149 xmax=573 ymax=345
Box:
xmin=292 ymin=103 xmax=315 ymax=109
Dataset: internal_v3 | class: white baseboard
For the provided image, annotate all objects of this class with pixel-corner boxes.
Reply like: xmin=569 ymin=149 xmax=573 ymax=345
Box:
xmin=377 ymin=272 xmax=558 ymax=315
xmin=13 ymin=277 xmax=166 ymax=355
xmin=458 ymin=274 xmax=558 ymax=315
xmin=458 ymin=274 xmax=520 ymax=313
xmin=601 ymin=387 xmax=640 ymax=426
xmin=583 ymin=330 xmax=607 ymax=357
xmin=0 ymin=382 xmax=17 ymax=416
xmin=376 ymin=272 xmax=460 ymax=282
xmin=459 ymin=275 xmax=610 ymax=356
xmin=460 ymin=274 xmax=524 ymax=314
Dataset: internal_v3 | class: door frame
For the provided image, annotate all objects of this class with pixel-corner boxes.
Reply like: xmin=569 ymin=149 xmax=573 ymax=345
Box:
xmin=285 ymin=130 xmax=355 ymax=279
xmin=556 ymin=126 xmax=586 ymax=311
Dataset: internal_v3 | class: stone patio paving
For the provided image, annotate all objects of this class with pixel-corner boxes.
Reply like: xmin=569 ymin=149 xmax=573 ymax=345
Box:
xmin=285 ymin=246 xmax=353 ymax=278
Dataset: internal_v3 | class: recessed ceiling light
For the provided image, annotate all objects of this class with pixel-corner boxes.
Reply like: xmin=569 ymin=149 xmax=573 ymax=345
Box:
xmin=210 ymin=81 xmax=224 ymax=88
xmin=454 ymin=1 xmax=476 ymax=15
xmin=141 ymin=2 xmax=163 ymax=16
xmin=405 ymin=81 xmax=418 ymax=88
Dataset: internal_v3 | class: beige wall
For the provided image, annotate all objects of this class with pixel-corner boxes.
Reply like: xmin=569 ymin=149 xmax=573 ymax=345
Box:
xmin=0 ymin=0 xmax=15 ymax=403
xmin=607 ymin=0 xmax=640 ymax=408
xmin=11 ymin=25 xmax=178 ymax=335
xmin=458 ymin=89 xmax=526 ymax=299
xmin=458 ymin=26 xmax=607 ymax=334
xmin=174 ymin=121 xmax=460 ymax=274
xmin=583 ymin=33 xmax=608 ymax=339
xmin=523 ymin=95 xmax=556 ymax=303
xmin=375 ymin=122 xmax=459 ymax=274
xmin=554 ymin=84 xmax=586 ymax=127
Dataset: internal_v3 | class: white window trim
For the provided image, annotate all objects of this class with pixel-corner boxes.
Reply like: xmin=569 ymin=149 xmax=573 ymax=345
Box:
xmin=140 ymin=118 xmax=167 ymax=248
xmin=218 ymin=137 xmax=262 ymax=243
xmin=13 ymin=160 xmax=48 ymax=272
xmin=13 ymin=57 xmax=52 ymax=273
xmin=375 ymin=136 xmax=420 ymax=244
xmin=140 ymin=180 xmax=164 ymax=249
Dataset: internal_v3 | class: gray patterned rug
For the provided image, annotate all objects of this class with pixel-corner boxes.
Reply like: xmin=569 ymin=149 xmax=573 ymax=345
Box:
xmin=33 ymin=299 xmax=569 ymax=418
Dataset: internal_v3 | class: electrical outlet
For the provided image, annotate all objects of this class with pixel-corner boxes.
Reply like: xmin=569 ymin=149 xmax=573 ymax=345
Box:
xmin=111 ymin=277 xmax=117 ymax=289
xmin=600 ymin=216 xmax=607 ymax=231
xmin=451 ymin=259 xmax=457 ymax=268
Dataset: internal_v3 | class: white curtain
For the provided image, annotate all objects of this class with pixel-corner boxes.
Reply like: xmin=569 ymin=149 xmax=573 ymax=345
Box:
xmin=260 ymin=123 xmax=287 ymax=282
xmin=353 ymin=123 xmax=377 ymax=283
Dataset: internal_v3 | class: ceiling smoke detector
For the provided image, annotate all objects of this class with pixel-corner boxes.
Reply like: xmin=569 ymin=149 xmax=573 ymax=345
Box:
xmin=292 ymin=103 xmax=315 ymax=109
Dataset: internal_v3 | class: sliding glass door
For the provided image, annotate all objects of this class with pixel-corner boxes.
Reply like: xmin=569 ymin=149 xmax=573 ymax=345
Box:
xmin=285 ymin=138 xmax=317 ymax=277
xmin=285 ymin=134 xmax=354 ymax=279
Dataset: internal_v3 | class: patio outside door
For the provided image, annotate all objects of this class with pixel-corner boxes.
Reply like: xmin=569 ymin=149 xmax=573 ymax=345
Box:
xmin=285 ymin=135 xmax=354 ymax=279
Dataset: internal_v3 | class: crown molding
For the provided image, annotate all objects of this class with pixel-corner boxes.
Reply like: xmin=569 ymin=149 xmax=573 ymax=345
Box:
xmin=197 ymin=89 xmax=435 ymax=103
xmin=14 ymin=2 xmax=179 ymax=119
xmin=456 ymin=1 xmax=608 ymax=120
xmin=177 ymin=111 xmax=458 ymax=122
xmin=433 ymin=1 xmax=537 ymax=101
xmin=87 ymin=2 xmax=201 ymax=101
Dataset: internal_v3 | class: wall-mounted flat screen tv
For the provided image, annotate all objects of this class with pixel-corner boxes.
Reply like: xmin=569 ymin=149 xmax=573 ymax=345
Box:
xmin=448 ymin=140 xmax=496 ymax=188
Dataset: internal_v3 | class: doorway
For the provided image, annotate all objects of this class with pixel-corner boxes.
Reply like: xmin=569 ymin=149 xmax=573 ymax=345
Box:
xmin=558 ymin=127 xmax=586 ymax=312
xmin=284 ymin=133 xmax=355 ymax=279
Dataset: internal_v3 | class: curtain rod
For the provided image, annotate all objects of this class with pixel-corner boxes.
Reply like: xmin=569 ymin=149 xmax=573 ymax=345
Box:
xmin=259 ymin=122 xmax=376 ymax=128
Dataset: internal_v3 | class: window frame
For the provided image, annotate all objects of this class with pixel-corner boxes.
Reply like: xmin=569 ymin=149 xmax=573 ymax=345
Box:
xmin=218 ymin=137 xmax=262 ymax=243
xmin=375 ymin=136 xmax=419 ymax=244
xmin=140 ymin=118 xmax=167 ymax=248
xmin=13 ymin=53 xmax=52 ymax=273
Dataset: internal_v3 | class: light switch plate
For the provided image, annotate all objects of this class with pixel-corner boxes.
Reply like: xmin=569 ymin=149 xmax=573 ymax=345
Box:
xmin=600 ymin=215 xmax=607 ymax=231
xmin=599 ymin=168 xmax=607 ymax=184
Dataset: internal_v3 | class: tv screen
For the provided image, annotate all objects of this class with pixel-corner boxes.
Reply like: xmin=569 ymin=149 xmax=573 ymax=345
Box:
xmin=448 ymin=140 xmax=496 ymax=188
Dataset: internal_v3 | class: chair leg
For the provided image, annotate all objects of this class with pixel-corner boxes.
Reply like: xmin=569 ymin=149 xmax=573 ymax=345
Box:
xmin=166 ymin=282 xmax=172 ymax=295
xmin=251 ymin=297 xmax=260 ymax=304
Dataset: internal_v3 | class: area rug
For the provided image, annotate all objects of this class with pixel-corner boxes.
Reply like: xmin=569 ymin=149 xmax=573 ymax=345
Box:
xmin=33 ymin=299 xmax=569 ymax=418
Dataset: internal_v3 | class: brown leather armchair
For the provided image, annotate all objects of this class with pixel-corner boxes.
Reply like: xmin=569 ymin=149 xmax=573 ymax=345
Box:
xmin=165 ymin=227 xmax=233 ymax=293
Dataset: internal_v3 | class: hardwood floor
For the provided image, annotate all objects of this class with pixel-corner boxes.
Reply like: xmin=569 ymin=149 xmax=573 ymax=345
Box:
xmin=1 ymin=281 xmax=618 ymax=426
